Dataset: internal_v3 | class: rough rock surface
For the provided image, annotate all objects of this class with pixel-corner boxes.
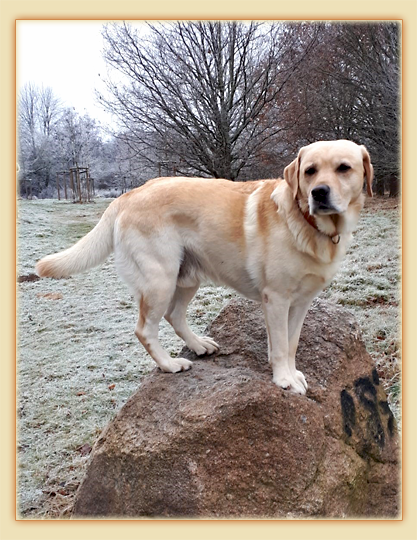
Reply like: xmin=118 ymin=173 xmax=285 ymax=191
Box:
xmin=73 ymin=298 xmax=400 ymax=518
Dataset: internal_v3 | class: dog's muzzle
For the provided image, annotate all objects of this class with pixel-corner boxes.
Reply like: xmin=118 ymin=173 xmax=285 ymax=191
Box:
xmin=310 ymin=184 xmax=338 ymax=214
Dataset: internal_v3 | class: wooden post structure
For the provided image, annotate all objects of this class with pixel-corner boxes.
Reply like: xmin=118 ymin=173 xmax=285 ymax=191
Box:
xmin=86 ymin=171 xmax=90 ymax=202
xmin=57 ymin=166 xmax=94 ymax=203
xmin=69 ymin=169 xmax=75 ymax=201
xmin=57 ymin=172 xmax=70 ymax=200
xmin=76 ymin=168 xmax=82 ymax=202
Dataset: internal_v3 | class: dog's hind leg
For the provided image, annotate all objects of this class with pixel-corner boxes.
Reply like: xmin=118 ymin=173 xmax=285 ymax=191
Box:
xmin=164 ymin=285 xmax=220 ymax=356
xmin=135 ymin=285 xmax=193 ymax=373
xmin=115 ymin=235 xmax=193 ymax=374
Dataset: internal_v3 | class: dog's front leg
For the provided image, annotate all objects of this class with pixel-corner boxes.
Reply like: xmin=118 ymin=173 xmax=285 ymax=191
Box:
xmin=288 ymin=301 xmax=314 ymax=393
xmin=262 ymin=290 xmax=307 ymax=395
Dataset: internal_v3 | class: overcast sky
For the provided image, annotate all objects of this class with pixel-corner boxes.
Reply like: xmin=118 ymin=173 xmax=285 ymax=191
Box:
xmin=17 ymin=21 xmax=127 ymax=128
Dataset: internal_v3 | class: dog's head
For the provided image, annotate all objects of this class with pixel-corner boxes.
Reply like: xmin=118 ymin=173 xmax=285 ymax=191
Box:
xmin=284 ymin=140 xmax=373 ymax=215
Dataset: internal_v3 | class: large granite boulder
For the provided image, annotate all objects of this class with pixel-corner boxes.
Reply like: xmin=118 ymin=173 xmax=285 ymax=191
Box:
xmin=73 ymin=298 xmax=400 ymax=518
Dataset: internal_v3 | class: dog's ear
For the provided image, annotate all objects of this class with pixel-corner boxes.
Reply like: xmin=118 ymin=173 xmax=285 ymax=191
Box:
xmin=361 ymin=145 xmax=374 ymax=197
xmin=284 ymin=152 xmax=301 ymax=199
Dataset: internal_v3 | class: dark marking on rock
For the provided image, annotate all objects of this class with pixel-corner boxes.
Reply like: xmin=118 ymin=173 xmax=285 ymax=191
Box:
xmin=388 ymin=415 xmax=394 ymax=437
xmin=341 ymin=371 xmax=397 ymax=450
xmin=340 ymin=389 xmax=356 ymax=437
xmin=379 ymin=400 xmax=395 ymax=437
xmin=354 ymin=376 xmax=385 ymax=448
xmin=354 ymin=377 xmax=376 ymax=402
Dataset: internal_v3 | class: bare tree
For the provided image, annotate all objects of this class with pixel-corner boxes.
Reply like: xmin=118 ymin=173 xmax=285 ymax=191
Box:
xmin=57 ymin=108 xmax=103 ymax=171
xmin=19 ymin=83 xmax=38 ymax=155
xmin=38 ymin=86 xmax=62 ymax=137
xmin=337 ymin=23 xmax=400 ymax=196
xmin=17 ymin=83 xmax=110 ymax=197
xmin=18 ymin=84 xmax=65 ymax=196
xmin=281 ymin=23 xmax=400 ymax=195
xmin=99 ymin=21 xmax=319 ymax=180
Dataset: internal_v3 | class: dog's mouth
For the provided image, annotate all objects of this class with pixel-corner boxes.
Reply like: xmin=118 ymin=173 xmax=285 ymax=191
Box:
xmin=310 ymin=203 xmax=340 ymax=216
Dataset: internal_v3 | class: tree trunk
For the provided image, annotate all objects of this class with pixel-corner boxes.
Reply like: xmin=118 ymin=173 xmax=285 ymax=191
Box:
xmin=374 ymin=179 xmax=385 ymax=197
xmin=388 ymin=176 xmax=399 ymax=197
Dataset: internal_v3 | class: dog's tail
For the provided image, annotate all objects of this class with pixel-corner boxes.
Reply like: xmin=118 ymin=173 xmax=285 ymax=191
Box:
xmin=35 ymin=200 xmax=119 ymax=279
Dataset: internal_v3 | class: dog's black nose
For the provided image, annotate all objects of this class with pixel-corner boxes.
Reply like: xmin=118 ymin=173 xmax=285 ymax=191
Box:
xmin=311 ymin=184 xmax=331 ymax=202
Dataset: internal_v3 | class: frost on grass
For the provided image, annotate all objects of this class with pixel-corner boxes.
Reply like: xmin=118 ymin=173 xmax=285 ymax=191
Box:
xmin=17 ymin=198 xmax=400 ymax=518
xmin=319 ymin=207 xmax=401 ymax=410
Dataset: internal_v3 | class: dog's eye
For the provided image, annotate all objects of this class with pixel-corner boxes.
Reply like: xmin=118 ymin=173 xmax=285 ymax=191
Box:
xmin=305 ymin=167 xmax=316 ymax=176
xmin=337 ymin=163 xmax=351 ymax=172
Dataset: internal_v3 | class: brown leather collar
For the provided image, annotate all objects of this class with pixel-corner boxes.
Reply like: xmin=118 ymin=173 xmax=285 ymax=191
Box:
xmin=298 ymin=201 xmax=341 ymax=244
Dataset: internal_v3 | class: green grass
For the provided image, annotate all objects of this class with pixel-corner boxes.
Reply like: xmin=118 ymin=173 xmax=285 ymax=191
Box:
xmin=17 ymin=196 xmax=400 ymax=518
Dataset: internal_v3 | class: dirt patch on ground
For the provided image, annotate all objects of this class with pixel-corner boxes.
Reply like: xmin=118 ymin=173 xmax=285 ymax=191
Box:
xmin=365 ymin=196 xmax=400 ymax=212
xmin=18 ymin=273 xmax=40 ymax=283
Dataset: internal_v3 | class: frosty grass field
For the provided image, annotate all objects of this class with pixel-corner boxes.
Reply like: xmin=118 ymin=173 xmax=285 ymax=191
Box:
xmin=17 ymin=195 xmax=401 ymax=518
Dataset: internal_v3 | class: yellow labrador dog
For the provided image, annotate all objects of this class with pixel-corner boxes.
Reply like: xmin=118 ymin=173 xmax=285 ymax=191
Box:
xmin=36 ymin=140 xmax=373 ymax=395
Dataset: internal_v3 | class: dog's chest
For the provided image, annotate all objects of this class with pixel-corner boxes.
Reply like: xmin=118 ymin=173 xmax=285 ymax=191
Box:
xmin=292 ymin=261 xmax=339 ymax=303
xmin=295 ymin=273 xmax=327 ymax=300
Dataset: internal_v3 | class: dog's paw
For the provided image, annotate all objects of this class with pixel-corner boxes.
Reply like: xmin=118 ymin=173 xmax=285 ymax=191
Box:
xmin=273 ymin=373 xmax=307 ymax=395
xmin=159 ymin=358 xmax=193 ymax=373
xmin=294 ymin=369 xmax=308 ymax=391
xmin=188 ymin=335 xmax=220 ymax=356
